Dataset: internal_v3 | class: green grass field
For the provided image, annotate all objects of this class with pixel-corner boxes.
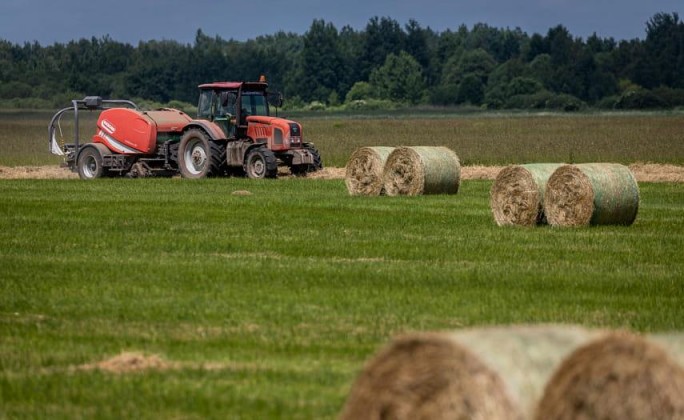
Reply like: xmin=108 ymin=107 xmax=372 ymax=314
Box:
xmin=1 ymin=177 xmax=683 ymax=418
xmin=1 ymin=111 xmax=683 ymax=418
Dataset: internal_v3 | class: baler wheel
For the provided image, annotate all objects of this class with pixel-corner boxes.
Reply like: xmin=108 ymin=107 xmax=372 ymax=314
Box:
xmin=178 ymin=129 xmax=225 ymax=178
xmin=77 ymin=146 xmax=107 ymax=180
xmin=245 ymin=147 xmax=278 ymax=179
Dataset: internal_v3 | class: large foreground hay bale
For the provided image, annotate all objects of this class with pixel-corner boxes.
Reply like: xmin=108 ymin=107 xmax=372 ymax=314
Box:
xmin=544 ymin=163 xmax=639 ymax=227
xmin=490 ymin=164 xmax=562 ymax=226
xmin=535 ymin=332 xmax=684 ymax=420
xmin=339 ymin=325 xmax=601 ymax=420
xmin=449 ymin=325 xmax=601 ymax=418
xmin=650 ymin=332 xmax=684 ymax=367
xmin=383 ymin=146 xmax=461 ymax=196
xmin=345 ymin=147 xmax=395 ymax=196
xmin=339 ymin=332 xmax=522 ymax=420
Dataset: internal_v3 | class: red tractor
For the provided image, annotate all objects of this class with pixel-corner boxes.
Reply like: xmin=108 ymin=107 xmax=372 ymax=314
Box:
xmin=49 ymin=79 xmax=322 ymax=179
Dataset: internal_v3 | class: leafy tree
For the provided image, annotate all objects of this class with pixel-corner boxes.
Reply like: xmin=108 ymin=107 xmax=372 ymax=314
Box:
xmin=345 ymin=81 xmax=373 ymax=102
xmin=457 ymin=73 xmax=485 ymax=104
xmin=369 ymin=51 xmax=425 ymax=103
xmin=636 ymin=12 xmax=684 ymax=88
xmin=441 ymin=48 xmax=497 ymax=86
xmin=359 ymin=17 xmax=406 ymax=80
xmin=294 ymin=19 xmax=345 ymax=102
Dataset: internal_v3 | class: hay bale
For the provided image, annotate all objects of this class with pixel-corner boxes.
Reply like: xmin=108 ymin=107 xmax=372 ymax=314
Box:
xmin=490 ymin=164 xmax=563 ymax=226
xmin=535 ymin=332 xmax=684 ymax=420
xmin=449 ymin=325 xmax=601 ymax=418
xmin=649 ymin=332 xmax=684 ymax=367
xmin=340 ymin=325 xmax=603 ymax=420
xmin=383 ymin=146 xmax=461 ymax=196
xmin=544 ymin=163 xmax=639 ymax=227
xmin=345 ymin=147 xmax=395 ymax=196
xmin=339 ymin=332 xmax=522 ymax=420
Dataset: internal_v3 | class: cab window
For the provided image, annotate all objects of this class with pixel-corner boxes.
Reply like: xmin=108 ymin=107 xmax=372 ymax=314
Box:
xmin=240 ymin=92 xmax=268 ymax=117
xmin=198 ymin=90 xmax=213 ymax=118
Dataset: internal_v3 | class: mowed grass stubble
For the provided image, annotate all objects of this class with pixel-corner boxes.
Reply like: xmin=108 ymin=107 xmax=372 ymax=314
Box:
xmin=0 ymin=177 xmax=682 ymax=418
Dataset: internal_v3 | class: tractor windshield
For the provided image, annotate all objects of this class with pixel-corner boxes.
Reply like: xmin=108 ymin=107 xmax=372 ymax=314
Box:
xmin=241 ymin=92 xmax=269 ymax=117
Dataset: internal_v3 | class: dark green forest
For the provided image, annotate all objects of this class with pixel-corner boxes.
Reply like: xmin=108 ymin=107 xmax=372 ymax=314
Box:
xmin=1 ymin=12 xmax=683 ymax=111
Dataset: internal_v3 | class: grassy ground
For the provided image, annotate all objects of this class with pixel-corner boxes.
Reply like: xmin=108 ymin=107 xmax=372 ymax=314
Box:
xmin=2 ymin=111 xmax=683 ymax=167
xmin=1 ymin=178 xmax=682 ymax=418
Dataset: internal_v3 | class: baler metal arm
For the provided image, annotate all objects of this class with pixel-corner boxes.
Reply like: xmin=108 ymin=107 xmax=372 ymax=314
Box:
xmin=48 ymin=97 xmax=139 ymax=159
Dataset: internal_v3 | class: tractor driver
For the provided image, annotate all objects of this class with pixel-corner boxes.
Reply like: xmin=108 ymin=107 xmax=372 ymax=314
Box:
xmin=219 ymin=91 xmax=237 ymax=118
xmin=218 ymin=91 xmax=237 ymax=137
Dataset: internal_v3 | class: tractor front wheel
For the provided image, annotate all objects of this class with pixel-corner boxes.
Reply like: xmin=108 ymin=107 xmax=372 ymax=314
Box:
xmin=290 ymin=145 xmax=323 ymax=176
xmin=244 ymin=148 xmax=277 ymax=179
xmin=77 ymin=146 xmax=107 ymax=180
xmin=178 ymin=129 xmax=225 ymax=179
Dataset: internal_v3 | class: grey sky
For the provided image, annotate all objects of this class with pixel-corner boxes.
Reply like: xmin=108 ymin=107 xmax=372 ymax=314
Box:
xmin=1 ymin=0 xmax=682 ymax=45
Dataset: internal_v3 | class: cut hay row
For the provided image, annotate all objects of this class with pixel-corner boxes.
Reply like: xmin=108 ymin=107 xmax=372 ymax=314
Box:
xmin=383 ymin=146 xmax=461 ymax=196
xmin=490 ymin=164 xmax=562 ymax=226
xmin=545 ymin=163 xmax=640 ymax=227
xmin=345 ymin=146 xmax=395 ymax=196
xmin=341 ymin=326 xmax=684 ymax=420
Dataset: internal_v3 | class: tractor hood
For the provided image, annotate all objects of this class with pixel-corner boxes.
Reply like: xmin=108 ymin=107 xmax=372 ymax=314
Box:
xmin=246 ymin=115 xmax=304 ymax=151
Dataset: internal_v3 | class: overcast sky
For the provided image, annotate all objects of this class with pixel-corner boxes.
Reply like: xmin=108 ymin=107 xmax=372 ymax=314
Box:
xmin=1 ymin=0 xmax=682 ymax=46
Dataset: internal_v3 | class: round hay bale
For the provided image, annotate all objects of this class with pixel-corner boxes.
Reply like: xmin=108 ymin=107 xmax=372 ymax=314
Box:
xmin=649 ymin=332 xmax=684 ymax=367
xmin=490 ymin=164 xmax=563 ymax=226
xmin=544 ymin=163 xmax=639 ymax=227
xmin=345 ymin=147 xmax=395 ymax=196
xmin=339 ymin=332 xmax=523 ymax=420
xmin=535 ymin=332 xmax=684 ymax=420
xmin=383 ymin=146 xmax=461 ymax=196
xmin=449 ymin=325 xmax=601 ymax=418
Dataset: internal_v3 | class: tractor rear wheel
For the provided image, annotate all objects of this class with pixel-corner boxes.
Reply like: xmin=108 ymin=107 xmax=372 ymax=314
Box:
xmin=77 ymin=146 xmax=108 ymax=180
xmin=244 ymin=147 xmax=277 ymax=179
xmin=178 ymin=129 xmax=226 ymax=179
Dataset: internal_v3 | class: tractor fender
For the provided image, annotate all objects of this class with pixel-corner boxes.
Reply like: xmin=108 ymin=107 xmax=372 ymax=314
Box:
xmin=226 ymin=139 xmax=266 ymax=167
xmin=77 ymin=143 xmax=112 ymax=160
xmin=184 ymin=120 xmax=225 ymax=141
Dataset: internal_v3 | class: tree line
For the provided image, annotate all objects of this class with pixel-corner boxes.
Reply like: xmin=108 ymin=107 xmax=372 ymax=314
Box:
xmin=1 ymin=12 xmax=683 ymax=111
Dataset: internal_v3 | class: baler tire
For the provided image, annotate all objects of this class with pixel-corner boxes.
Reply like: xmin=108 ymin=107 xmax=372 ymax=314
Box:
xmin=178 ymin=129 xmax=225 ymax=179
xmin=77 ymin=146 xmax=108 ymax=180
xmin=244 ymin=148 xmax=278 ymax=179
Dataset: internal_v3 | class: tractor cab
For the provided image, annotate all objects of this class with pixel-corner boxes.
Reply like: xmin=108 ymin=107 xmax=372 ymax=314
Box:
xmin=197 ymin=80 xmax=281 ymax=140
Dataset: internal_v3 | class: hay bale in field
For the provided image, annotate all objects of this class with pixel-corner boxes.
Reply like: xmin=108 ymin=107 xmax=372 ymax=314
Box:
xmin=449 ymin=325 xmax=601 ymax=418
xmin=345 ymin=146 xmax=395 ymax=196
xmin=544 ymin=163 xmax=639 ymax=227
xmin=490 ymin=164 xmax=563 ymax=226
xmin=535 ymin=332 xmax=684 ymax=420
xmin=339 ymin=332 xmax=522 ymax=420
xmin=649 ymin=332 xmax=684 ymax=367
xmin=339 ymin=325 xmax=601 ymax=420
xmin=382 ymin=146 xmax=461 ymax=196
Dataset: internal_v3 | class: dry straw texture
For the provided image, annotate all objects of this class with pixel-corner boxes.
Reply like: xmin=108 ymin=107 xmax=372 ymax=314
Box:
xmin=383 ymin=146 xmax=461 ymax=196
xmin=535 ymin=332 xmax=684 ymax=420
xmin=344 ymin=147 xmax=395 ymax=196
xmin=448 ymin=325 xmax=602 ymax=419
xmin=490 ymin=164 xmax=562 ymax=226
xmin=339 ymin=325 xmax=605 ymax=420
xmin=545 ymin=163 xmax=640 ymax=227
xmin=339 ymin=332 xmax=522 ymax=420
xmin=650 ymin=332 xmax=684 ymax=367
